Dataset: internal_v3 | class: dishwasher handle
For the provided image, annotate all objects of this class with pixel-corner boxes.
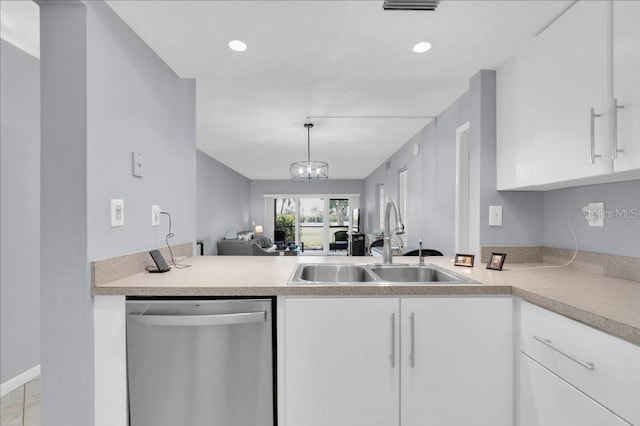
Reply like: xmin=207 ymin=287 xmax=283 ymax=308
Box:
xmin=128 ymin=311 xmax=267 ymax=327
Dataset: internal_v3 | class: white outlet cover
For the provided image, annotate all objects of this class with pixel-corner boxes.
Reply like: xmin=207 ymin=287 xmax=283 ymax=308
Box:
xmin=151 ymin=205 xmax=161 ymax=226
xmin=110 ymin=199 xmax=124 ymax=227
xmin=583 ymin=202 xmax=604 ymax=227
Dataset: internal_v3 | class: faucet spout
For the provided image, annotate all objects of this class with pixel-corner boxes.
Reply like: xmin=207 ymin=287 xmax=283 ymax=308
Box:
xmin=383 ymin=199 xmax=405 ymax=265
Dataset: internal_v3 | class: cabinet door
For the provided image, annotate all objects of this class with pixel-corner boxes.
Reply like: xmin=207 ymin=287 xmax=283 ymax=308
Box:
xmin=283 ymin=298 xmax=400 ymax=426
xmin=497 ymin=51 xmax=537 ymax=189
xmin=612 ymin=0 xmax=640 ymax=173
xmin=520 ymin=355 xmax=630 ymax=426
xmin=400 ymin=297 xmax=513 ymax=426
xmin=532 ymin=0 xmax=611 ymax=186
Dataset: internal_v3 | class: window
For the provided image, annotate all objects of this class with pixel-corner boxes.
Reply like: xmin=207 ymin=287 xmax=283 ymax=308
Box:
xmin=273 ymin=196 xmax=355 ymax=254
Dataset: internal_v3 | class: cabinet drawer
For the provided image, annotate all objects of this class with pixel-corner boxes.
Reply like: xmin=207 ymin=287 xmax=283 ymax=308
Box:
xmin=520 ymin=301 xmax=640 ymax=425
xmin=520 ymin=354 xmax=630 ymax=426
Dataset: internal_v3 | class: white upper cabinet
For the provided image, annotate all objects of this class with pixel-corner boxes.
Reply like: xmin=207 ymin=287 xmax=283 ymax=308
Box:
xmin=497 ymin=0 xmax=640 ymax=190
xmin=612 ymin=0 xmax=640 ymax=173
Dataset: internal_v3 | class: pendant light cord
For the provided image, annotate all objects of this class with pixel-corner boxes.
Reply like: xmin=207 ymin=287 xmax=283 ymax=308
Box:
xmin=305 ymin=122 xmax=313 ymax=164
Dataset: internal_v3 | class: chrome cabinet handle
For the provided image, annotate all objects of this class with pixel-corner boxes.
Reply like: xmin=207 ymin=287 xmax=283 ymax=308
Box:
xmin=390 ymin=313 xmax=396 ymax=368
xmin=612 ymin=97 xmax=625 ymax=160
xmin=409 ymin=312 xmax=415 ymax=368
xmin=128 ymin=311 xmax=267 ymax=327
xmin=590 ymin=107 xmax=602 ymax=164
xmin=533 ymin=336 xmax=595 ymax=370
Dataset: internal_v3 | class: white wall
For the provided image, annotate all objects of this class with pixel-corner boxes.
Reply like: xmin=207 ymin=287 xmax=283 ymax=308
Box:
xmin=0 ymin=39 xmax=40 ymax=385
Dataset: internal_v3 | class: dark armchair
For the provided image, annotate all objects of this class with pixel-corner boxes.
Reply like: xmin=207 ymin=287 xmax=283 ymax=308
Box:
xmin=274 ymin=230 xmax=286 ymax=250
xmin=330 ymin=230 xmax=348 ymax=251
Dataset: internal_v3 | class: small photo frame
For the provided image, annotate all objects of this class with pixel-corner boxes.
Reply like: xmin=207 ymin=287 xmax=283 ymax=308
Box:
xmin=454 ymin=253 xmax=475 ymax=267
xmin=487 ymin=252 xmax=507 ymax=271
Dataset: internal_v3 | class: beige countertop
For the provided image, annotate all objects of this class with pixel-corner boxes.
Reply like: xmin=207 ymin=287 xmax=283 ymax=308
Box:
xmin=92 ymin=255 xmax=640 ymax=345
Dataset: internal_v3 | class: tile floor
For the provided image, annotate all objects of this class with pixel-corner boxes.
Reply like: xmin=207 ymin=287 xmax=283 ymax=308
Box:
xmin=0 ymin=378 xmax=40 ymax=426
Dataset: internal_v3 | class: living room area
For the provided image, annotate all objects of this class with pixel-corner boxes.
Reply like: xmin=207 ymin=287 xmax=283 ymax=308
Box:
xmin=196 ymin=150 xmax=368 ymax=257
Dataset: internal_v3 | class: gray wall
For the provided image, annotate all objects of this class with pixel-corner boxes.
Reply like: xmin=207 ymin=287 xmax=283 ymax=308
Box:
xmin=197 ymin=150 xmax=251 ymax=255
xmin=250 ymin=179 xmax=365 ymax=229
xmin=86 ymin=2 xmax=196 ymax=261
xmin=365 ymin=70 xmax=544 ymax=256
xmin=543 ymin=180 xmax=640 ymax=257
xmin=0 ymin=40 xmax=41 ymax=384
xmin=364 ymin=94 xmax=470 ymax=254
xmin=470 ymin=71 xmax=545 ymax=250
xmin=38 ymin=1 xmax=196 ymax=424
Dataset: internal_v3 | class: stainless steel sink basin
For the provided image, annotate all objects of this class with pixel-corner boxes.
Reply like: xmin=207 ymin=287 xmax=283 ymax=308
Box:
xmin=368 ymin=266 xmax=468 ymax=283
xmin=288 ymin=263 xmax=478 ymax=285
xmin=291 ymin=264 xmax=378 ymax=284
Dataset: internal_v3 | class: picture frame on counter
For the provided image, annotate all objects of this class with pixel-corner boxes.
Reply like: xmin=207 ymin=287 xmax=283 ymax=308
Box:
xmin=487 ymin=252 xmax=507 ymax=271
xmin=454 ymin=253 xmax=475 ymax=267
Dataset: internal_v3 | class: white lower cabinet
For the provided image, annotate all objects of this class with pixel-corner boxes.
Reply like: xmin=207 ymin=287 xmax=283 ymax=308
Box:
xmin=282 ymin=298 xmax=400 ymax=426
xmin=401 ymin=298 xmax=513 ymax=426
xmin=518 ymin=301 xmax=640 ymax=425
xmin=281 ymin=297 xmax=513 ymax=426
xmin=519 ymin=355 xmax=630 ymax=426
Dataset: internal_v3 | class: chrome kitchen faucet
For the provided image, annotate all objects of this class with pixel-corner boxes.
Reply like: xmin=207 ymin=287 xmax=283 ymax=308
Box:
xmin=383 ymin=199 xmax=405 ymax=265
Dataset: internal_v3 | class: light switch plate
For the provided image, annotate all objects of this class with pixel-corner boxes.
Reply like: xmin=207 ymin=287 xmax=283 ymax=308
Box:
xmin=151 ymin=205 xmax=161 ymax=226
xmin=110 ymin=199 xmax=124 ymax=227
xmin=489 ymin=205 xmax=503 ymax=227
xmin=132 ymin=152 xmax=143 ymax=177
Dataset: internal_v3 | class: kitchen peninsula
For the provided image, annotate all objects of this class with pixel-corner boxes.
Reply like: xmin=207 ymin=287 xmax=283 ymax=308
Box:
xmin=92 ymin=254 xmax=640 ymax=426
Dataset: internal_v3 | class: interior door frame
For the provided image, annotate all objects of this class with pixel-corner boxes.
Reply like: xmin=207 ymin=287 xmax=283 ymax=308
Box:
xmin=455 ymin=122 xmax=471 ymax=254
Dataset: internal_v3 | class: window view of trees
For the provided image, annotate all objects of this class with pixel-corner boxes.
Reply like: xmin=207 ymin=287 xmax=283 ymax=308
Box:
xmin=275 ymin=198 xmax=295 ymax=244
xmin=299 ymin=198 xmax=324 ymax=250
xmin=274 ymin=197 xmax=352 ymax=252
xmin=329 ymin=199 xmax=349 ymax=226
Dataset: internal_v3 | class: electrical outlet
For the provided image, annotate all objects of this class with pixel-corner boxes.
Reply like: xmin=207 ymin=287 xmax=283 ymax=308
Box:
xmin=110 ymin=199 xmax=124 ymax=227
xmin=151 ymin=205 xmax=161 ymax=226
xmin=583 ymin=202 xmax=604 ymax=227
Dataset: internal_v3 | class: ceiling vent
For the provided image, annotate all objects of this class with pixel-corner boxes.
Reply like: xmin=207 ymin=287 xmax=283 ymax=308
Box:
xmin=383 ymin=0 xmax=440 ymax=11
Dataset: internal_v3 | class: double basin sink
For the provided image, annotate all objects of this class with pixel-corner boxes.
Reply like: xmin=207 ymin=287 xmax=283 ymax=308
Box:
xmin=288 ymin=263 xmax=479 ymax=286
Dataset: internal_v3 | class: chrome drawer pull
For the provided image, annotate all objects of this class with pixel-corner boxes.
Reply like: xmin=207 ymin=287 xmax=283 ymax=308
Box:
xmin=533 ymin=336 xmax=595 ymax=370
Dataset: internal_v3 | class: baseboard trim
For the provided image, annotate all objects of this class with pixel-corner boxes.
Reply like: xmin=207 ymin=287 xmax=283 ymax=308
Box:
xmin=1 ymin=364 xmax=40 ymax=397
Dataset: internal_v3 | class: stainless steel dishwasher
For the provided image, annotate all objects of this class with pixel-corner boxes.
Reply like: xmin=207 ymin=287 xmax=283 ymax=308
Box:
xmin=126 ymin=298 xmax=275 ymax=426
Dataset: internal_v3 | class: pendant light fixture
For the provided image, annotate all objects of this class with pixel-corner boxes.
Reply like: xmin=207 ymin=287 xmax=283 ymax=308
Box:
xmin=289 ymin=123 xmax=329 ymax=181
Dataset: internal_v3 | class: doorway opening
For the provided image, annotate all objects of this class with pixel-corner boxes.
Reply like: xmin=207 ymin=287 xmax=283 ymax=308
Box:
xmin=455 ymin=122 xmax=471 ymax=254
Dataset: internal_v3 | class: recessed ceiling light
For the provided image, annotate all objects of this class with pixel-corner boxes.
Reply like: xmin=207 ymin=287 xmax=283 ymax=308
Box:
xmin=228 ymin=40 xmax=247 ymax=52
xmin=413 ymin=41 xmax=432 ymax=53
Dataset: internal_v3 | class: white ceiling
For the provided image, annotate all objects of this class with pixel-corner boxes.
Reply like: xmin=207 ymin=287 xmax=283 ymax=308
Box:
xmin=2 ymin=0 xmax=574 ymax=180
